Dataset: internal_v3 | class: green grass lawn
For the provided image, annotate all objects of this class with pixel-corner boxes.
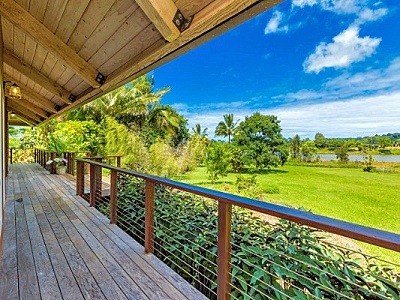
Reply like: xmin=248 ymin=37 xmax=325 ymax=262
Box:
xmin=174 ymin=165 xmax=400 ymax=263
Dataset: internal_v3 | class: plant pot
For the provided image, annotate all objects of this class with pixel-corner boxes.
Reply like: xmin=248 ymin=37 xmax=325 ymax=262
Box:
xmin=56 ymin=166 xmax=67 ymax=175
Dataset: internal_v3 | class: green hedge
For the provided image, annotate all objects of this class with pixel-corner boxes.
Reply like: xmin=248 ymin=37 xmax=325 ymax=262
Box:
xmin=99 ymin=175 xmax=399 ymax=299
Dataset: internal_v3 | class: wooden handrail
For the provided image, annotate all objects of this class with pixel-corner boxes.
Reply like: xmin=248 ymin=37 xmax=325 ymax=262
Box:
xmin=76 ymin=158 xmax=400 ymax=252
xmin=76 ymin=158 xmax=400 ymax=300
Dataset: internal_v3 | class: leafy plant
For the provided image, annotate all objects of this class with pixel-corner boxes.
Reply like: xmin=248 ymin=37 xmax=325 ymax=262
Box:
xmin=101 ymin=175 xmax=399 ymax=300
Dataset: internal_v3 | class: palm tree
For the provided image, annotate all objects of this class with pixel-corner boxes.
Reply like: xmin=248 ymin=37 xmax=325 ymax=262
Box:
xmin=191 ymin=123 xmax=208 ymax=138
xmin=215 ymin=114 xmax=239 ymax=143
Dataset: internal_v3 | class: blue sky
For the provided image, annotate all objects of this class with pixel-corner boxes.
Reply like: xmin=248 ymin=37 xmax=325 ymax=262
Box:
xmin=153 ymin=0 xmax=400 ymax=139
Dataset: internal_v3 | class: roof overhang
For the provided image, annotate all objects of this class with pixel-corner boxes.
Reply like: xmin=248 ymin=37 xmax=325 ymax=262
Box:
xmin=1 ymin=0 xmax=281 ymax=125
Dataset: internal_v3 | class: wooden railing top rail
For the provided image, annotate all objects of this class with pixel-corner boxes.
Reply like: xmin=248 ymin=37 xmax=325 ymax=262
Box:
xmin=76 ymin=158 xmax=400 ymax=252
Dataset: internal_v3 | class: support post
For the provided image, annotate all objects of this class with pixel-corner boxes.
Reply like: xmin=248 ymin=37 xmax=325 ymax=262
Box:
xmin=117 ymin=156 xmax=121 ymax=168
xmin=110 ymin=169 xmax=118 ymax=224
xmin=76 ymin=160 xmax=84 ymax=196
xmin=9 ymin=148 xmax=12 ymax=164
xmin=217 ymin=202 xmax=232 ymax=300
xmin=145 ymin=180 xmax=155 ymax=254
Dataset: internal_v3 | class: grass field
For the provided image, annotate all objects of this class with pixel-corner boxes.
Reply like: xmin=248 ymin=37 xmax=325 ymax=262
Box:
xmin=174 ymin=165 xmax=400 ymax=263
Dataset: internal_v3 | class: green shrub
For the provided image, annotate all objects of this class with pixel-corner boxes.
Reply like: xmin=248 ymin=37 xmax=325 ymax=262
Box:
xmin=104 ymin=175 xmax=399 ymax=299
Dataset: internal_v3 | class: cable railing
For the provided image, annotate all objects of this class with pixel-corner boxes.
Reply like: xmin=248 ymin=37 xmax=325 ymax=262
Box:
xmin=76 ymin=158 xmax=400 ymax=300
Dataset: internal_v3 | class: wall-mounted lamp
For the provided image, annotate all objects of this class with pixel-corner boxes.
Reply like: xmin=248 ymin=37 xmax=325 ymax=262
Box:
xmin=10 ymin=112 xmax=16 ymax=117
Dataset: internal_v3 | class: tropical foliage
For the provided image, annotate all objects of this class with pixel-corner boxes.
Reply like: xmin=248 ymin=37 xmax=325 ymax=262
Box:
xmin=97 ymin=176 xmax=399 ymax=300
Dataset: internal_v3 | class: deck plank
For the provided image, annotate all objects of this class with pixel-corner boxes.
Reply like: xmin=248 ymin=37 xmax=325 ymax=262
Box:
xmin=15 ymin=165 xmax=63 ymax=300
xmin=1 ymin=164 xmax=208 ymax=300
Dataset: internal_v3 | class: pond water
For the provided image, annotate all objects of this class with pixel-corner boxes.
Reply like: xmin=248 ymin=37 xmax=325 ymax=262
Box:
xmin=318 ymin=154 xmax=400 ymax=162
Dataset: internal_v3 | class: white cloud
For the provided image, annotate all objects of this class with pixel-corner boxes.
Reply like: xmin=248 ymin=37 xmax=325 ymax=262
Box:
xmin=266 ymin=92 xmax=400 ymax=138
xmin=264 ymin=11 xmax=288 ymax=34
xmin=172 ymin=57 xmax=400 ymax=139
xmin=303 ymin=25 xmax=381 ymax=73
xmin=356 ymin=7 xmax=388 ymax=24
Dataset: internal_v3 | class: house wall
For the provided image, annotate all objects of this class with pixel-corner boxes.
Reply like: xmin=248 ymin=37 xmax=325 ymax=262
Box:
xmin=0 ymin=23 xmax=5 ymax=259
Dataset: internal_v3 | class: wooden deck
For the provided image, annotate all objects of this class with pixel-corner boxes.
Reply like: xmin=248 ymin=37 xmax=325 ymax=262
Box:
xmin=0 ymin=164 xmax=206 ymax=300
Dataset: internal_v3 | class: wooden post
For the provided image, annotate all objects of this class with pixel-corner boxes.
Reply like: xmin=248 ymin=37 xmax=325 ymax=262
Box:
xmin=117 ymin=156 xmax=121 ymax=168
xmin=9 ymin=148 xmax=12 ymax=164
xmin=94 ymin=157 xmax=102 ymax=201
xmin=217 ymin=202 xmax=232 ymax=300
xmin=145 ymin=180 xmax=155 ymax=254
xmin=110 ymin=169 xmax=118 ymax=224
xmin=51 ymin=152 xmax=56 ymax=174
xmin=76 ymin=160 xmax=84 ymax=196
xmin=89 ymin=163 xmax=96 ymax=207
xmin=70 ymin=152 xmax=75 ymax=176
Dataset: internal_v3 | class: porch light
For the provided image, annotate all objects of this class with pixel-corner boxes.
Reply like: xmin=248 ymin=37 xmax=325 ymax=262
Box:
xmin=10 ymin=112 xmax=16 ymax=117
xmin=8 ymin=83 xmax=22 ymax=99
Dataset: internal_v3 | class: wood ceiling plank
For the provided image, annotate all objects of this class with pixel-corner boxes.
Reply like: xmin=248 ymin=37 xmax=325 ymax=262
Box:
xmin=31 ymin=44 xmax=48 ymax=71
xmin=4 ymin=74 xmax=58 ymax=113
xmin=78 ymin=0 xmax=137 ymax=60
xmin=8 ymin=101 xmax=42 ymax=122
xmin=56 ymin=68 xmax=75 ymax=87
xmin=135 ymin=0 xmax=181 ymax=42
xmin=55 ymin=0 xmax=91 ymax=43
xmin=13 ymin=27 xmax=25 ymax=58
xmin=29 ymin=0 xmax=49 ymax=23
xmin=22 ymin=35 xmax=37 ymax=65
xmin=43 ymin=0 xmax=68 ymax=33
xmin=1 ymin=18 xmax=14 ymax=50
xmin=40 ymin=52 xmax=57 ymax=77
xmin=67 ymin=0 xmax=117 ymax=52
xmin=11 ymin=98 xmax=49 ymax=118
xmin=0 ymin=0 xmax=104 ymax=88
xmin=4 ymin=50 xmax=73 ymax=103
xmin=99 ymin=24 xmax=160 ymax=74
xmin=88 ymin=7 xmax=151 ymax=69
xmin=14 ymin=0 xmax=30 ymax=10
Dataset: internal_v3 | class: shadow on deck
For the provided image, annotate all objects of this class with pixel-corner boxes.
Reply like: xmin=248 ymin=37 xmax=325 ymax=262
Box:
xmin=0 ymin=163 xmax=206 ymax=300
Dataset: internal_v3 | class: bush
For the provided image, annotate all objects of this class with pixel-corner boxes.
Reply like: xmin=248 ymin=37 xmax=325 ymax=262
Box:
xmin=235 ymin=174 xmax=265 ymax=199
xmin=106 ymin=176 xmax=399 ymax=300
xmin=204 ymin=142 xmax=231 ymax=183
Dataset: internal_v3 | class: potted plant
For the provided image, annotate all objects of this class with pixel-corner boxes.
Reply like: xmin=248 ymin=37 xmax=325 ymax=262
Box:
xmin=46 ymin=157 xmax=68 ymax=174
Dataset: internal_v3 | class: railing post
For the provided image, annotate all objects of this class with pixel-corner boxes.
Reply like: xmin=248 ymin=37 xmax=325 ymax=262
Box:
xmin=70 ymin=153 xmax=75 ymax=176
xmin=217 ymin=202 xmax=232 ymax=300
xmin=10 ymin=148 xmax=13 ymax=164
xmin=145 ymin=180 xmax=155 ymax=254
xmin=110 ymin=169 xmax=118 ymax=224
xmin=51 ymin=152 xmax=56 ymax=174
xmin=76 ymin=160 xmax=84 ymax=196
xmin=90 ymin=163 xmax=96 ymax=207
xmin=117 ymin=156 xmax=121 ymax=168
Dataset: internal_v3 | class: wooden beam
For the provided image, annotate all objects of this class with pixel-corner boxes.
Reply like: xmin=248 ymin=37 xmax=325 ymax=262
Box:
xmin=8 ymin=117 xmax=32 ymax=126
xmin=3 ymin=50 xmax=72 ymax=104
xmin=9 ymin=98 xmax=48 ymax=118
xmin=8 ymin=101 xmax=42 ymax=122
xmin=0 ymin=0 xmax=104 ymax=88
xmin=4 ymin=74 xmax=58 ymax=113
xmin=7 ymin=103 xmax=39 ymax=124
xmin=135 ymin=0 xmax=181 ymax=42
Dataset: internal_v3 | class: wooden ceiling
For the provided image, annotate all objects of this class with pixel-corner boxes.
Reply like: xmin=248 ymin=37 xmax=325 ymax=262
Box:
xmin=1 ymin=0 xmax=281 ymax=126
